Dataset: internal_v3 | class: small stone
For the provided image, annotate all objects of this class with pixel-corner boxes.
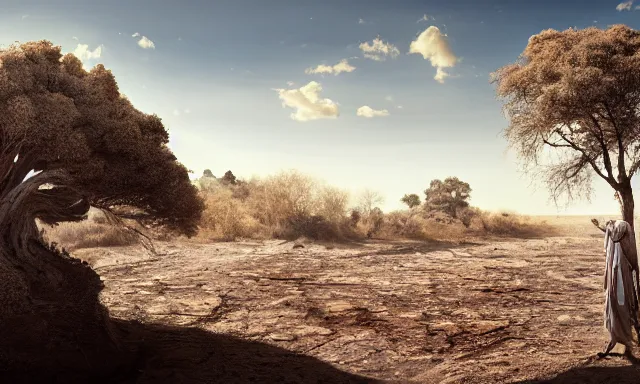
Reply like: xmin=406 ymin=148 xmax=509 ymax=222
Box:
xmin=326 ymin=301 xmax=354 ymax=313
xmin=270 ymin=333 xmax=297 ymax=342
xmin=557 ymin=315 xmax=571 ymax=325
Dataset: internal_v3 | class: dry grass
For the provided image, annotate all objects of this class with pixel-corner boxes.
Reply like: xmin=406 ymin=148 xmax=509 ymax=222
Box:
xmin=41 ymin=209 xmax=139 ymax=251
xmin=471 ymin=211 xmax=558 ymax=238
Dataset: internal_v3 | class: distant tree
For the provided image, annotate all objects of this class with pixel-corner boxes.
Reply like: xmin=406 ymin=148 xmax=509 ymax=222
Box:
xmin=401 ymin=193 xmax=421 ymax=209
xmin=424 ymin=177 xmax=471 ymax=218
xmin=221 ymin=170 xmax=237 ymax=185
xmin=357 ymin=189 xmax=385 ymax=216
xmin=0 ymin=41 xmax=203 ymax=377
xmin=202 ymin=169 xmax=215 ymax=178
xmin=493 ymin=25 xmax=640 ymax=228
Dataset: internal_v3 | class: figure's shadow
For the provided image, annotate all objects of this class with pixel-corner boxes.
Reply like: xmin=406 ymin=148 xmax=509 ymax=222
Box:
xmin=117 ymin=320 xmax=382 ymax=384
xmin=1 ymin=319 xmax=383 ymax=384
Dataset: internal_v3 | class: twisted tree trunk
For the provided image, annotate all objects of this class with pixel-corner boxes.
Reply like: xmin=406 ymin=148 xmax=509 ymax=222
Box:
xmin=0 ymin=167 xmax=132 ymax=381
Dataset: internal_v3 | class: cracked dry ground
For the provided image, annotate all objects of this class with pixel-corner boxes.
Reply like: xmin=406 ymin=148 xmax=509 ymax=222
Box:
xmin=77 ymin=226 xmax=640 ymax=383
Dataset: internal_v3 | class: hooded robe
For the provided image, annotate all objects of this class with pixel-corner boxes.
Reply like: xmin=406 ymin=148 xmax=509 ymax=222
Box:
xmin=603 ymin=219 xmax=639 ymax=348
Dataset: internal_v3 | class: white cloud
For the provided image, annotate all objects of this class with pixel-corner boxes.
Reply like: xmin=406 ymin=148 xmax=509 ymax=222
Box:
xmin=21 ymin=15 xmax=28 ymax=20
xmin=409 ymin=26 xmax=458 ymax=83
xmin=137 ymin=36 xmax=155 ymax=49
xmin=72 ymin=36 xmax=79 ymax=41
xmin=617 ymin=1 xmax=634 ymax=10
xmin=417 ymin=14 xmax=433 ymax=23
xmin=287 ymin=81 xmax=295 ymax=86
xmin=132 ymin=32 xmax=140 ymax=37
xmin=305 ymin=59 xmax=356 ymax=75
xmin=385 ymin=95 xmax=394 ymax=102
xmin=274 ymin=81 xmax=339 ymax=122
xmin=72 ymin=43 xmax=103 ymax=70
xmin=357 ymin=106 xmax=390 ymax=118
xmin=397 ymin=105 xmax=404 ymax=109
xmin=359 ymin=36 xmax=400 ymax=61
xmin=73 ymin=44 xmax=102 ymax=61
xmin=173 ymin=108 xmax=191 ymax=116
xmin=359 ymin=18 xmax=365 ymax=24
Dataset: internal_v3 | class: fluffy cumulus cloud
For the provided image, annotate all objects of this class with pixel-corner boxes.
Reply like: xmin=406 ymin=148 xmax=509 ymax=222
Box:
xmin=305 ymin=59 xmax=356 ymax=75
xmin=359 ymin=37 xmax=400 ymax=61
xmin=409 ymin=26 xmax=458 ymax=83
xmin=274 ymin=81 xmax=339 ymax=122
xmin=617 ymin=1 xmax=633 ymax=10
xmin=356 ymin=106 xmax=390 ymax=118
xmin=73 ymin=44 xmax=103 ymax=69
xmin=73 ymin=43 xmax=102 ymax=61
xmin=138 ymin=36 xmax=155 ymax=49
xmin=132 ymin=32 xmax=155 ymax=49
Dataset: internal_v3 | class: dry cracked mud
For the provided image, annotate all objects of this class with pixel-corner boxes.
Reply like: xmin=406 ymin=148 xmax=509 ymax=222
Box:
xmin=73 ymin=216 xmax=640 ymax=383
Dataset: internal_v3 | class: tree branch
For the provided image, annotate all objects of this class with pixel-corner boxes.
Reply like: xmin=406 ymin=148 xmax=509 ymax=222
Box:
xmin=588 ymin=115 xmax=616 ymax=183
xmin=556 ymin=130 xmax=616 ymax=186
xmin=603 ymin=102 xmax=628 ymax=183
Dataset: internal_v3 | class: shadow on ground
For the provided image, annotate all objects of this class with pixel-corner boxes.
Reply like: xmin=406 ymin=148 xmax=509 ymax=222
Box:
xmin=514 ymin=365 xmax=640 ymax=384
xmin=1 ymin=319 xmax=383 ymax=384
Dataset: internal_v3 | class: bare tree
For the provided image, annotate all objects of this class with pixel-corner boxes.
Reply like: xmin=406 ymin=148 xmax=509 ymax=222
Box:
xmin=493 ymin=25 xmax=640 ymax=227
xmin=357 ymin=189 xmax=385 ymax=216
xmin=0 ymin=41 xmax=203 ymax=378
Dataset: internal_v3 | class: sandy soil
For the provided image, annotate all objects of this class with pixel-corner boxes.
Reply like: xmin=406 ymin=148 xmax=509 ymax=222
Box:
xmin=74 ymin=215 xmax=640 ymax=383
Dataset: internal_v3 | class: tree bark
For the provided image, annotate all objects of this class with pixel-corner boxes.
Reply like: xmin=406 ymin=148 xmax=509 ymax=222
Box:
xmin=0 ymin=169 xmax=133 ymax=381
xmin=618 ymin=183 xmax=635 ymax=230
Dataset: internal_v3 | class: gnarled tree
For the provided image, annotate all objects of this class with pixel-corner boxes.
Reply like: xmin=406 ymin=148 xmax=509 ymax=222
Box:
xmin=493 ymin=25 xmax=640 ymax=228
xmin=0 ymin=41 xmax=203 ymax=379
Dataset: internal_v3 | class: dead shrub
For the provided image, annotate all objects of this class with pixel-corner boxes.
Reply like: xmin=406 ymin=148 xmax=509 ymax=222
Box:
xmin=472 ymin=211 xmax=555 ymax=237
xmin=41 ymin=217 xmax=138 ymax=251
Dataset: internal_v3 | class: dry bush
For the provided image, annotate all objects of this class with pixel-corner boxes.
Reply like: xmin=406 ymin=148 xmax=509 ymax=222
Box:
xmin=199 ymin=187 xmax=263 ymax=241
xmin=196 ymin=170 xmax=353 ymax=241
xmin=41 ymin=209 xmax=138 ymax=251
xmin=194 ymin=169 xmax=555 ymax=244
xmin=375 ymin=210 xmax=465 ymax=241
xmin=472 ymin=211 xmax=556 ymax=238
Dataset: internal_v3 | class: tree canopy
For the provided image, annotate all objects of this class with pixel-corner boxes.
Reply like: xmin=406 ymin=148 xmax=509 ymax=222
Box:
xmin=0 ymin=40 xmax=203 ymax=235
xmin=424 ymin=177 xmax=471 ymax=217
xmin=493 ymin=25 xmax=640 ymax=222
xmin=400 ymin=193 xmax=421 ymax=209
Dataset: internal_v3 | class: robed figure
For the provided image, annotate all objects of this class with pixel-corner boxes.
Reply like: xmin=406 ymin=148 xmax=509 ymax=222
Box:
xmin=599 ymin=219 xmax=640 ymax=357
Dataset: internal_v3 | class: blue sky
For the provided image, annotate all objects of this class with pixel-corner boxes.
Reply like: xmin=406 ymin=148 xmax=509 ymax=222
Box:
xmin=1 ymin=0 xmax=639 ymax=215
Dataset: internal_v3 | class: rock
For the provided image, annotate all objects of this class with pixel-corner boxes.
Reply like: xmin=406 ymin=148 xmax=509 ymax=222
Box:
xmin=429 ymin=322 xmax=461 ymax=335
xmin=326 ymin=301 xmax=354 ymax=313
xmin=557 ymin=315 xmax=572 ymax=325
xmin=269 ymin=333 xmax=297 ymax=342
xmin=293 ymin=326 xmax=335 ymax=337
xmin=293 ymin=243 xmax=305 ymax=249
xmin=467 ymin=320 xmax=509 ymax=335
